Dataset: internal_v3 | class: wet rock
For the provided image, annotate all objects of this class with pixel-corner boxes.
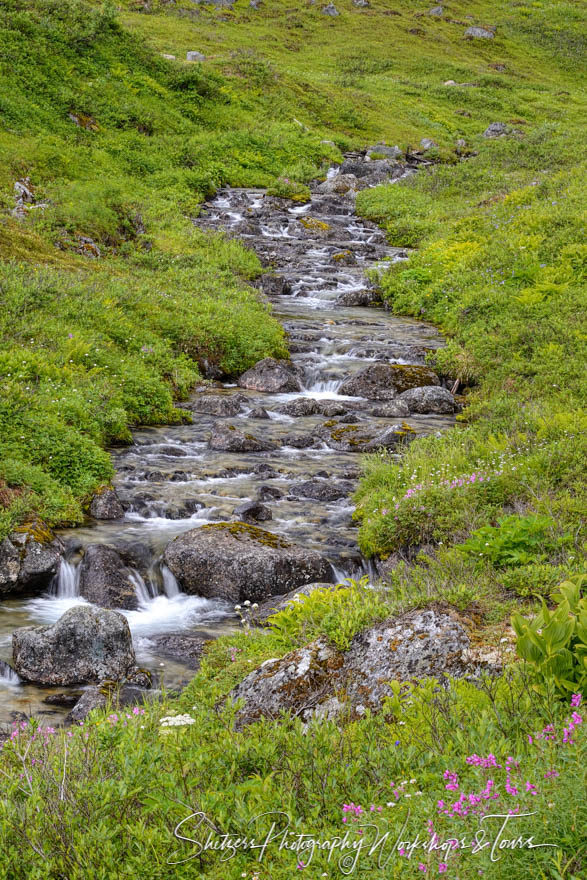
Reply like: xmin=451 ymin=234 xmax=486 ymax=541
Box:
xmin=260 ymin=275 xmax=291 ymax=296
xmin=339 ymin=363 xmax=440 ymax=399
xmin=238 ymin=358 xmax=302 ymax=393
xmin=0 ymin=529 xmax=64 ymax=598
xmin=233 ymin=500 xmax=273 ymax=523
xmin=78 ymin=544 xmax=139 ymax=610
xmin=316 ymin=174 xmax=359 ymax=196
xmin=249 ymin=406 xmax=270 ymax=419
xmin=258 ymin=485 xmax=283 ymax=501
xmin=230 ymin=638 xmax=342 ymax=727
xmin=289 ymin=480 xmax=353 ymax=502
xmin=331 ymin=250 xmax=357 ymax=266
xmin=163 ymin=522 xmax=333 ymax=603
xmin=318 ymin=400 xmax=351 ymax=417
xmin=335 ymin=287 xmax=380 ymax=307
xmin=187 ymin=394 xmax=247 ymax=416
xmin=281 ymin=433 xmax=318 ymax=449
xmin=398 ymin=386 xmax=457 ymax=414
xmin=465 ymin=26 xmax=495 ymax=39
xmin=483 ymin=121 xmax=509 ymax=138
xmin=149 ymin=633 xmax=207 ymax=669
xmin=371 ymin=400 xmax=410 ymax=418
xmin=166 ymin=500 xmax=206 ymax=520
xmin=12 ymin=606 xmax=136 ymax=686
xmin=42 ymin=692 xmax=82 ymax=708
xmin=276 ymin=397 xmax=319 ymax=417
xmin=209 ymin=424 xmax=278 ymax=453
xmin=158 ymin=445 xmax=188 ymax=457
xmin=362 ymin=424 xmax=416 ymax=452
xmin=89 ymin=487 xmax=124 ymax=520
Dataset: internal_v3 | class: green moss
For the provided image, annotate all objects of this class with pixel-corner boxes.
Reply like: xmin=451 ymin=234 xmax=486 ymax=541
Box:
xmin=200 ymin=521 xmax=292 ymax=549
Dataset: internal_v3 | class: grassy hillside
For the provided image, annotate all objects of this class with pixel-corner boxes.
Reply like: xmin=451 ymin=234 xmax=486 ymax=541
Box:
xmin=0 ymin=2 xmax=585 ymax=877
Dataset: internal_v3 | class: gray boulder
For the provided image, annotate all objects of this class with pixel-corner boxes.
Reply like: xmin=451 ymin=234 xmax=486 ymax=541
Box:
xmin=289 ymin=479 xmax=353 ymax=502
xmin=0 ymin=529 xmax=63 ymax=598
xmin=322 ymin=3 xmax=339 ymax=14
xmin=186 ymin=51 xmax=206 ymax=62
xmin=371 ymin=400 xmax=411 ymax=418
xmin=398 ymin=385 xmax=457 ymax=414
xmin=149 ymin=633 xmax=207 ymax=669
xmin=209 ymin=424 xmax=278 ymax=453
xmin=277 ymin=397 xmax=319 ymax=417
xmin=316 ymin=174 xmax=359 ymax=196
xmin=186 ymin=394 xmax=247 ymax=416
xmin=464 ymin=26 xmax=495 ymax=39
xmin=12 ymin=606 xmax=136 ymax=685
xmin=78 ymin=544 xmax=139 ymax=610
xmin=368 ymin=143 xmax=402 ymax=160
xmin=335 ymin=287 xmax=380 ymax=307
xmin=66 ymin=681 xmax=155 ymax=724
xmin=260 ymin=275 xmax=291 ymax=297
xmin=233 ymin=500 xmax=273 ymax=523
xmin=89 ymin=488 xmax=124 ymax=520
xmin=483 ymin=121 xmax=509 ymax=138
xmin=249 ymin=406 xmax=270 ymax=419
xmin=338 ymin=363 xmax=440 ymax=399
xmin=428 ymin=5 xmax=443 ymax=15
xmin=420 ymin=138 xmax=439 ymax=151
xmin=163 ymin=522 xmax=333 ymax=603
xmin=238 ymin=358 xmax=302 ymax=393
xmin=228 ymin=609 xmax=475 ymax=725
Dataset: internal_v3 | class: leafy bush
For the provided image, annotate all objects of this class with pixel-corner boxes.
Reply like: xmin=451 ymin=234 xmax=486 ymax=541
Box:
xmin=266 ymin=177 xmax=311 ymax=202
xmin=457 ymin=514 xmax=564 ymax=568
xmin=511 ymin=575 xmax=587 ymax=696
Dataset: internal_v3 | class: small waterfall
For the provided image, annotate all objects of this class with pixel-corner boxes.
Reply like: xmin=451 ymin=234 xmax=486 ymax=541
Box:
xmin=0 ymin=659 xmax=20 ymax=686
xmin=161 ymin=565 xmax=180 ymax=598
xmin=53 ymin=560 xmax=80 ymax=598
xmin=304 ymin=377 xmax=344 ymax=394
xmin=128 ymin=569 xmax=157 ymax=605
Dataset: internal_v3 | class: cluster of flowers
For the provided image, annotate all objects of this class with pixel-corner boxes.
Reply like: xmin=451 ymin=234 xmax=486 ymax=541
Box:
xmin=106 ymin=707 xmax=146 ymax=726
xmin=159 ymin=713 xmax=196 ymax=728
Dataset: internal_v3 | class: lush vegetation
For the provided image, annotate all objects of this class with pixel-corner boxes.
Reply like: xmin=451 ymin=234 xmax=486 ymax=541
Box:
xmin=0 ymin=0 xmax=586 ymax=877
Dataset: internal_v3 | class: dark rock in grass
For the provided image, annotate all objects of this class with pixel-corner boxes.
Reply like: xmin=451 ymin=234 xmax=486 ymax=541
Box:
xmin=368 ymin=143 xmax=402 ymax=160
xmin=420 ymin=138 xmax=438 ymax=151
xmin=209 ymin=424 xmax=278 ymax=453
xmin=149 ymin=633 xmax=207 ymax=669
xmin=233 ymin=500 xmax=273 ymax=523
xmin=276 ymin=397 xmax=319 ymax=417
xmin=228 ymin=609 xmax=474 ymax=725
xmin=398 ymin=386 xmax=457 ymax=414
xmin=163 ymin=522 xmax=333 ymax=603
xmin=238 ymin=358 xmax=302 ymax=393
xmin=465 ymin=26 xmax=495 ymax=39
xmin=186 ymin=394 xmax=247 ymax=417
xmin=79 ymin=544 xmax=138 ymax=610
xmin=66 ymin=681 xmax=155 ymax=724
xmin=289 ymin=480 xmax=354 ymax=502
xmin=428 ymin=5 xmax=443 ymax=16
xmin=483 ymin=121 xmax=509 ymax=138
xmin=0 ymin=528 xmax=64 ymax=598
xmin=13 ymin=606 xmax=136 ymax=686
xmin=89 ymin=487 xmax=124 ymax=520
xmin=66 ymin=688 xmax=107 ymax=723
xmin=338 ymin=363 xmax=440 ymax=399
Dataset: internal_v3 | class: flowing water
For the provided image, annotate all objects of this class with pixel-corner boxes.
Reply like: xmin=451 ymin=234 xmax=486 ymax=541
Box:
xmin=0 ymin=165 xmax=455 ymax=723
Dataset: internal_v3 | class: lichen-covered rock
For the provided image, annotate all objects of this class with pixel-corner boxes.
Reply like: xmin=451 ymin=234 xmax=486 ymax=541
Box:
xmin=12 ymin=606 xmax=136 ymax=686
xmin=371 ymin=400 xmax=411 ymax=418
xmin=276 ymin=397 xmax=319 ymax=417
xmin=78 ymin=543 xmax=138 ymax=610
xmin=89 ymin=488 xmax=124 ymax=520
xmin=289 ymin=479 xmax=353 ymax=502
xmin=238 ymin=358 xmax=302 ymax=393
xmin=149 ymin=633 xmax=207 ymax=669
xmin=228 ymin=609 xmax=478 ymax=726
xmin=316 ymin=420 xmax=414 ymax=452
xmin=338 ymin=363 xmax=440 ymax=399
xmin=335 ymin=287 xmax=380 ymax=307
xmin=420 ymin=138 xmax=438 ymax=150
xmin=230 ymin=638 xmax=343 ymax=727
xmin=398 ymin=386 xmax=457 ymax=414
xmin=465 ymin=26 xmax=495 ymax=39
xmin=209 ymin=424 xmax=278 ymax=453
xmin=0 ymin=528 xmax=64 ymax=598
xmin=316 ymin=174 xmax=359 ymax=196
xmin=163 ymin=522 xmax=333 ymax=603
xmin=341 ymin=609 xmax=471 ymax=710
xmin=483 ymin=121 xmax=509 ymax=138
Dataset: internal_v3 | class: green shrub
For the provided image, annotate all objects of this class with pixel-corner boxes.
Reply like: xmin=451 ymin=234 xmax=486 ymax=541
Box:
xmin=457 ymin=514 xmax=565 ymax=569
xmin=511 ymin=575 xmax=587 ymax=696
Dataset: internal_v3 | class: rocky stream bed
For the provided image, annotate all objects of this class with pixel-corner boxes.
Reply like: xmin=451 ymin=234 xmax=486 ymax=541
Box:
xmin=0 ymin=154 xmax=462 ymax=725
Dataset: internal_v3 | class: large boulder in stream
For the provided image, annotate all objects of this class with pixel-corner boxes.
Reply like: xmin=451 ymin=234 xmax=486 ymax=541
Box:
xmin=163 ymin=522 xmax=333 ymax=603
xmin=398 ymin=386 xmax=457 ymax=414
xmin=338 ymin=363 xmax=440 ymax=399
xmin=78 ymin=543 xmax=139 ymax=610
xmin=237 ymin=358 xmax=302 ymax=393
xmin=89 ymin=487 xmax=124 ymax=520
xmin=209 ymin=424 xmax=278 ymax=453
xmin=0 ymin=527 xmax=63 ymax=598
xmin=12 ymin=606 xmax=136 ymax=685
xmin=185 ymin=393 xmax=247 ymax=417
xmin=228 ymin=609 xmax=478 ymax=727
